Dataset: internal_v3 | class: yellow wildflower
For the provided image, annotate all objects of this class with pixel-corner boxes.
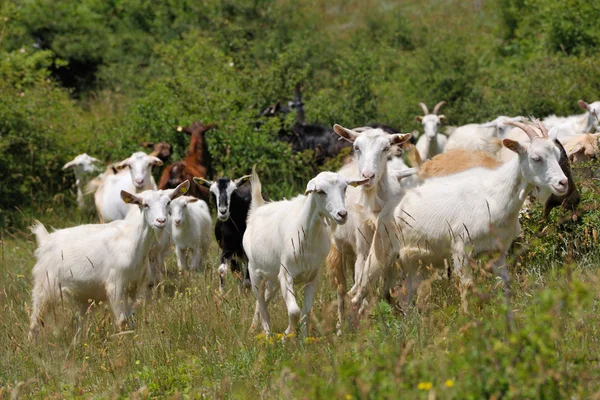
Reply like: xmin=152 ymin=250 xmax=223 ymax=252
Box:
xmin=445 ymin=379 xmax=455 ymax=388
xmin=135 ymin=360 xmax=140 ymax=365
xmin=417 ymin=382 xmax=433 ymax=391
xmin=345 ymin=395 xmax=353 ymax=400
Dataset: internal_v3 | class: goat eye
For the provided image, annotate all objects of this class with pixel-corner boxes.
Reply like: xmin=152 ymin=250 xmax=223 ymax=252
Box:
xmin=167 ymin=201 xmax=171 ymax=206
xmin=143 ymin=204 xmax=150 ymax=209
xmin=353 ymin=146 xmax=360 ymax=153
xmin=384 ymin=146 xmax=391 ymax=152
xmin=317 ymin=190 xmax=325 ymax=195
xmin=532 ymin=156 xmax=542 ymax=163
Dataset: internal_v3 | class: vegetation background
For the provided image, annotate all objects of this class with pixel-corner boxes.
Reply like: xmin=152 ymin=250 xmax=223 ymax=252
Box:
xmin=1 ymin=0 xmax=600 ymax=398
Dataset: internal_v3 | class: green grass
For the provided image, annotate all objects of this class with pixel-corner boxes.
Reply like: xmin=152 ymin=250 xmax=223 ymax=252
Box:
xmin=2 ymin=192 xmax=600 ymax=398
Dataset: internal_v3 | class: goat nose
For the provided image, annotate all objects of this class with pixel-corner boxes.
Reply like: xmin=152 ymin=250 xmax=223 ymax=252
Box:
xmin=559 ymin=179 xmax=568 ymax=187
xmin=362 ymin=171 xmax=374 ymax=179
xmin=338 ymin=210 xmax=348 ymax=219
xmin=135 ymin=178 xmax=143 ymax=185
xmin=156 ymin=217 xmax=166 ymax=224
xmin=174 ymin=219 xmax=181 ymax=225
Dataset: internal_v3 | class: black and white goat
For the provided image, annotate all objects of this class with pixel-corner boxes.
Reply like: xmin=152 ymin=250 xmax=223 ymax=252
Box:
xmin=194 ymin=175 xmax=253 ymax=291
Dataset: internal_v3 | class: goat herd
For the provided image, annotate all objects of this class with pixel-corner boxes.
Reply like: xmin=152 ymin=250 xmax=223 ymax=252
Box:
xmin=28 ymin=99 xmax=600 ymax=340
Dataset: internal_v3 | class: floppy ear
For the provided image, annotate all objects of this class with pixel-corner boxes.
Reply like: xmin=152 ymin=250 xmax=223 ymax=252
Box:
xmin=115 ymin=158 xmax=130 ymax=170
xmin=548 ymin=127 xmax=559 ymax=141
xmin=62 ymin=160 xmax=77 ymax=170
xmin=578 ymin=100 xmax=589 ymax=111
xmin=415 ymin=116 xmax=423 ymax=122
xmin=193 ymin=177 xmax=214 ymax=188
xmin=438 ymin=115 xmax=446 ymax=123
xmin=304 ymin=179 xmax=317 ymax=195
xmin=333 ymin=124 xmax=359 ymax=143
xmin=347 ymin=177 xmax=370 ymax=187
xmin=149 ymin=156 xmax=163 ymax=166
xmin=171 ymin=181 xmax=190 ymax=199
xmin=389 ymin=133 xmax=412 ymax=146
xmin=121 ymin=190 xmax=143 ymax=207
xmin=480 ymin=121 xmax=496 ymax=128
xmin=503 ymin=138 xmax=526 ymax=155
xmin=235 ymin=174 xmax=251 ymax=187
xmin=89 ymin=156 xmax=101 ymax=163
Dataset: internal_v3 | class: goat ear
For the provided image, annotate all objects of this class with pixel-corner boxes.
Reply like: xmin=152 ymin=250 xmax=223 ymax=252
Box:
xmin=578 ymin=100 xmax=589 ymax=111
xmin=502 ymin=138 xmax=526 ymax=154
xmin=438 ymin=115 xmax=446 ymax=122
xmin=171 ymin=181 xmax=190 ymax=199
xmin=62 ymin=160 xmax=77 ymax=170
xmin=235 ymin=175 xmax=251 ymax=187
xmin=415 ymin=116 xmax=423 ymax=122
xmin=149 ymin=156 xmax=163 ymax=166
xmin=193 ymin=177 xmax=213 ymax=188
xmin=186 ymin=197 xmax=199 ymax=203
xmin=389 ymin=133 xmax=412 ymax=146
xmin=333 ymin=124 xmax=358 ymax=143
xmin=347 ymin=177 xmax=370 ymax=187
xmin=548 ymin=127 xmax=559 ymax=141
xmin=304 ymin=180 xmax=317 ymax=195
xmin=121 ymin=190 xmax=143 ymax=206
xmin=115 ymin=158 xmax=130 ymax=170
xmin=141 ymin=141 xmax=154 ymax=148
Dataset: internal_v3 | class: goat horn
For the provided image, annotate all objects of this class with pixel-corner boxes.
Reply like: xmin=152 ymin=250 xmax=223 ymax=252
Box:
xmin=419 ymin=102 xmax=429 ymax=115
xmin=535 ymin=119 xmax=549 ymax=138
xmin=505 ymin=120 xmax=541 ymax=141
xmin=433 ymin=101 xmax=447 ymax=115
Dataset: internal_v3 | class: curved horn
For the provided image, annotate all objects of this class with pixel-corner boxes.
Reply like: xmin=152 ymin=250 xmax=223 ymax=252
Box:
xmin=535 ymin=119 xmax=549 ymax=138
xmin=505 ymin=120 xmax=540 ymax=141
xmin=419 ymin=102 xmax=429 ymax=115
xmin=432 ymin=101 xmax=446 ymax=115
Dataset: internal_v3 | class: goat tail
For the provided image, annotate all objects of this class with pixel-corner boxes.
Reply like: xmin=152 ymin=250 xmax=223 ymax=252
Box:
xmin=326 ymin=244 xmax=345 ymax=288
xmin=480 ymin=137 xmax=503 ymax=154
xmin=249 ymin=165 xmax=265 ymax=214
xmin=404 ymin=143 xmax=422 ymax=168
xmin=30 ymin=220 xmax=49 ymax=247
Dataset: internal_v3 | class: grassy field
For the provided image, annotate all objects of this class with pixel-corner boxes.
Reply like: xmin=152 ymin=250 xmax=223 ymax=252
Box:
xmin=2 ymin=180 xmax=600 ymax=398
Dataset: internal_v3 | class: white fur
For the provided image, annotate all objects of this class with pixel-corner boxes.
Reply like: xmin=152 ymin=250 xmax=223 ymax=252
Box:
xmin=354 ymin=125 xmax=568 ymax=308
xmin=329 ymin=126 xmax=411 ymax=332
xmin=93 ymin=152 xmax=162 ymax=222
xmin=170 ymin=196 xmax=212 ymax=271
xmin=63 ymin=153 xmax=101 ymax=209
xmin=416 ymin=114 xmax=447 ymax=160
xmin=244 ymin=169 xmax=364 ymax=336
xmin=445 ymin=116 xmax=522 ymax=152
xmin=542 ymin=100 xmax=600 ymax=140
xmin=28 ymin=183 xmax=189 ymax=340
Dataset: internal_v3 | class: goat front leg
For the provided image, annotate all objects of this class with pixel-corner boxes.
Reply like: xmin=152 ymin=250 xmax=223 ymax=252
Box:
xmin=175 ymin=247 xmax=188 ymax=271
xmin=451 ymin=245 xmax=472 ymax=314
xmin=217 ymin=251 xmax=231 ymax=292
xmin=279 ymin=267 xmax=301 ymax=336
xmin=300 ymin=274 xmax=319 ymax=338
xmin=190 ymin=247 xmax=202 ymax=271
xmin=490 ymin=252 xmax=514 ymax=331
xmin=107 ymin=281 xmax=129 ymax=330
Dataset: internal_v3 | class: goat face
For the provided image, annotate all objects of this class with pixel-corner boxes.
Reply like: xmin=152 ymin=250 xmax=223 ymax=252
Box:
xmin=333 ymin=125 xmax=411 ymax=188
xmin=481 ymin=116 xmax=523 ymax=138
xmin=63 ymin=153 xmax=100 ymax=176
xmin=504 ymin=127 xmax=568 ymax=196
xmin=579 ymin=100 xmax=600 ymax=131
xmin=417 ymin=114 xmax=444 ymax=140
xmin=169 ymin=196 xmax=199 ymax=227
xmin=195 ymin=175 xmax=250 ymax=221
xmin=305 ymin=172 xmax=369 ymax=225
xmin=119 ymin=152 xmax=163 ymax=189
xmin=121 ymin=181 xmax=189 ymax=230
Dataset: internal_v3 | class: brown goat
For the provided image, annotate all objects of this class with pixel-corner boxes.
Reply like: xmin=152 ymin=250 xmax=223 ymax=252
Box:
xmin=158 ymin=122 xmax=214 ymax=202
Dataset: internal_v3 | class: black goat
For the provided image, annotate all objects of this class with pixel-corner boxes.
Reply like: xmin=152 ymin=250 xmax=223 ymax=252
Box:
xmin=544 ymin=139 xmax=580 ymax=218
xmin=194 ymin=175 xmax=253 ymax=291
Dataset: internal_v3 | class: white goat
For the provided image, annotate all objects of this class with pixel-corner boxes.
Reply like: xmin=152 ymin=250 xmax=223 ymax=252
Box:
xmin=328 ymin=125 xmax=412 ymax=333
xmin=94 ymin=152 xmax=162 ymax=222
xmin=444 ymin=116 xmax=523 ymax=152
xmin=28 ymin=181 xmax=190 ymax=341
xmin=415 ymin=101 xmax=448 ymax=160
xmin=543 ymin=99 xmax=600 ymax=140
xmin=63 ymin=153 xmax=101 ymax=210
xmin=170 ymin=195 xmax=212 ymax=271
xmin=244 ymin=168 xmax=368 ymax=336
xmin=353 ymin=120 xmax=568 ymax=311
